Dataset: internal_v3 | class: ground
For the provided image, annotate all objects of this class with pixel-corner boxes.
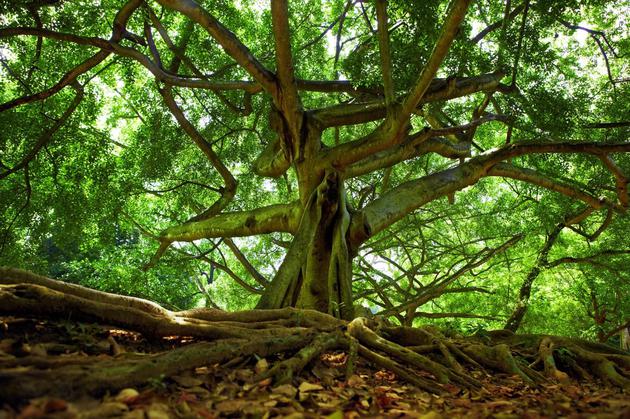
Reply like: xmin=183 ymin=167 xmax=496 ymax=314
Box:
xmin=1 ymin=315 xmax=629 ymax=419
xmin=0 ymin=270 xmax=629 ymax=418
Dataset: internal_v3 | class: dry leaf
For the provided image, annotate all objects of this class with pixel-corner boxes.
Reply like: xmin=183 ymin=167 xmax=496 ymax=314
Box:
xmin=272 ymin=384 xmax=297 ymax=399
xmin=146 ymin=403 xmax=170 ymax=419
xmin=172 ymin=375 xmax=204 ymax=388
xmin=418 ymin=411 xmax=442 ymax=419
xmin=346 ymin=374 xmax=365 ymax=387
xmin=80 ymin=402 xmax=129 ymax=418
xmin=255 ymin=358 xmax=269 ymax=374
xmin=114 ymin=388 xmax=139 ymax=404
xmin=298 ymin=382 xmax=324 ymax=393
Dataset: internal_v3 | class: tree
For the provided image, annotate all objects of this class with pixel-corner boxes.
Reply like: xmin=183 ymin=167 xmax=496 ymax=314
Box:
xmin=3 ymin=0 xmax=627 ymax=319
xmin=1 ymin=0 xmax=630 ymax=399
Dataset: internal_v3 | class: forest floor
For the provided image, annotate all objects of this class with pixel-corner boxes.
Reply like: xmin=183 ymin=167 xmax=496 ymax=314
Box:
xmin=0 ymin=316 xmax=628 ymax=419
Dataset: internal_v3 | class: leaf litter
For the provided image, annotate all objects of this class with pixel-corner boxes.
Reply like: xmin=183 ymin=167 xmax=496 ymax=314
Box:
xmin=0 ymin=316 xmax=628 ymax=418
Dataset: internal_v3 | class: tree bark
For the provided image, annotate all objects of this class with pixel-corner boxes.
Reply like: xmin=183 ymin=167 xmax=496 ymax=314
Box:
xmin=256 ymin=170 xmax=355 ymax=320
xmin=504 ymin=224 xmax=563 ymax=332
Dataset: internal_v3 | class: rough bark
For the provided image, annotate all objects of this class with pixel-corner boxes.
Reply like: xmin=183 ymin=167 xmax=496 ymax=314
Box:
xmin=1 ymin=271 xmax=628 ymax=404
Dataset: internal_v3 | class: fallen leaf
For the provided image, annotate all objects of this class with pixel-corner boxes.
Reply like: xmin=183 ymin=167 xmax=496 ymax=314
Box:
xmin=346 ymin=374 xmax=365 ymax=387
xmin=122 ymin=409 xmax=145 ymax=419
xmin=298 ymin=382 xmax=324 ymax=393
xmin=255 ymin=358 xmax=269 ymax=374
xmin=43 ymin=398 xmax=67 ymax=413
xmin=272 ymin=384 xmax=297 ymax=399
xmin=325 ymin=411 xmax=343 ymax=419
xmin=79 ymin=402 xmax=128 ymax=418
xmin=114 ymin=388 xmax=139 ymax=404
xmin=257 ymin=378 xmax=272 ymax=387
xmin=214 ymin=400 xmax=250 ymax=413
xmin=418 ymin=412 xmax=442 ymax=419
xmin=146 ymin=402 xmax=170 ymax=419
xmin=172 ymin=375 xmax=204 ymax=388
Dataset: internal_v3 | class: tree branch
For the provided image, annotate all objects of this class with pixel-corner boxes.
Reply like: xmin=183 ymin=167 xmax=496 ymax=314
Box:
xmin=546 ymin=250 xmax=630 ymax=269
xmin=158 ymin=86 xmax=237 ymax=221
xmin=223 ymin=238 xmax=269 ymax=287
xmin=154 ymin=0 xmax=278 ymax=97
xmin=487 ymin=163 xmax=606 ymax=210
xmin=271 ymin=0 xmax=302 ymax=136
xmin=396 ymin=0 xmax=472 ymax=133
xmin=314 ymin=70 xmax=505 ymax=129
xmin=414 ymin=312 xmax=501 ymax=321
xmin=0 ymin=82 xmax=84 ymax=180
xmin=379 ymin=235 xmax=522 ymax=317
xmin=350 ymin=141 xmax=630 ymax=243
xmin=470 ymin=3 xmax=525 ymax=44
xmin=375 ymin=0 xmax=394 ymax=107
xmin=0 ymin=0 xmax=142 ymax=112
xmin=159 ymin=202 xmax=301 ymax=243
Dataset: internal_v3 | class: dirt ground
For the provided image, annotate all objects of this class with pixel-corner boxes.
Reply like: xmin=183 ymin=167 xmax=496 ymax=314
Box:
xmin=1 ymin=316 xmax=628 ymax=418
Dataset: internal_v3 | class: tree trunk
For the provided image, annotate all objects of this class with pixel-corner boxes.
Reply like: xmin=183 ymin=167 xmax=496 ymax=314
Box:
xmin=622 ymin=327 xmax=630 ymax=351
xmin=256 ymin=168 xmax=355 ymax=319
xmin=257 ymin=122 xmax=354 ymax=319
xmin=504 ymin=224 xmax=563 ymax=332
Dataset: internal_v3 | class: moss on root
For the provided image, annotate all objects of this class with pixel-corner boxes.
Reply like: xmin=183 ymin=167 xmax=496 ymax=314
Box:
xmin=1 ymin=269 xmax=628 ymax=403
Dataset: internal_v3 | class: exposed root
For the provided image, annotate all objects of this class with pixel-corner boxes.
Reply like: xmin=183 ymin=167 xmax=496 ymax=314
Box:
xmin=460 ymin=343 xmax=536 ymax=384
xmin=568 ymin=344 xmax=630 ymax=388
xmin=356 ymin=344 xmax=444 ymax=394
xmin=539 ymin=337 xmax=570 ymax=382
xmin=0 ymin=334 xmax=313 ymax=401
xmin=345 ymin=336 xmax=359 ymax=379
xmin=348 ymin=318 xmax=481 ymax=389
xmin=258 ymin=331 xmax=342 ymax=384
xmin=1 ymin=269 xmax=629 ymax=404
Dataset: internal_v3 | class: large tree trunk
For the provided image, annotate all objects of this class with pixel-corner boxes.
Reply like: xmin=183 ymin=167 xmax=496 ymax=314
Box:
xmin=256 ymin=171 xmax=355 ymax=319
xmin=254 ymin=118 xmax=355 ymax=319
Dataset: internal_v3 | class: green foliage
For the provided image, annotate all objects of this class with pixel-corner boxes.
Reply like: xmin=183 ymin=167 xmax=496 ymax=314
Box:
xmin=0 ymin=0 xmax=628 ymax=340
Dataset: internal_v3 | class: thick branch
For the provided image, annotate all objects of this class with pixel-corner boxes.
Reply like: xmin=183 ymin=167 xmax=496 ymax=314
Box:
xmin=350 ymin=141 xmax=630 ymax=244
xmin=159 ymin=202 xmax=301 ymax=242
xmin=314 ymin=71 xmax=504 ymax=129
xmin=375 ymin=0 xmax=394 ymax=106
xmin=155 ymin=0 xmax=278 ymax=96
xmin=271 ymin=0 xmax=302 ymax=135
xmin=396 ymin=0 xmax=472 ymax=132
xmin=346 ymin=115 xmax=505 ymax=178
